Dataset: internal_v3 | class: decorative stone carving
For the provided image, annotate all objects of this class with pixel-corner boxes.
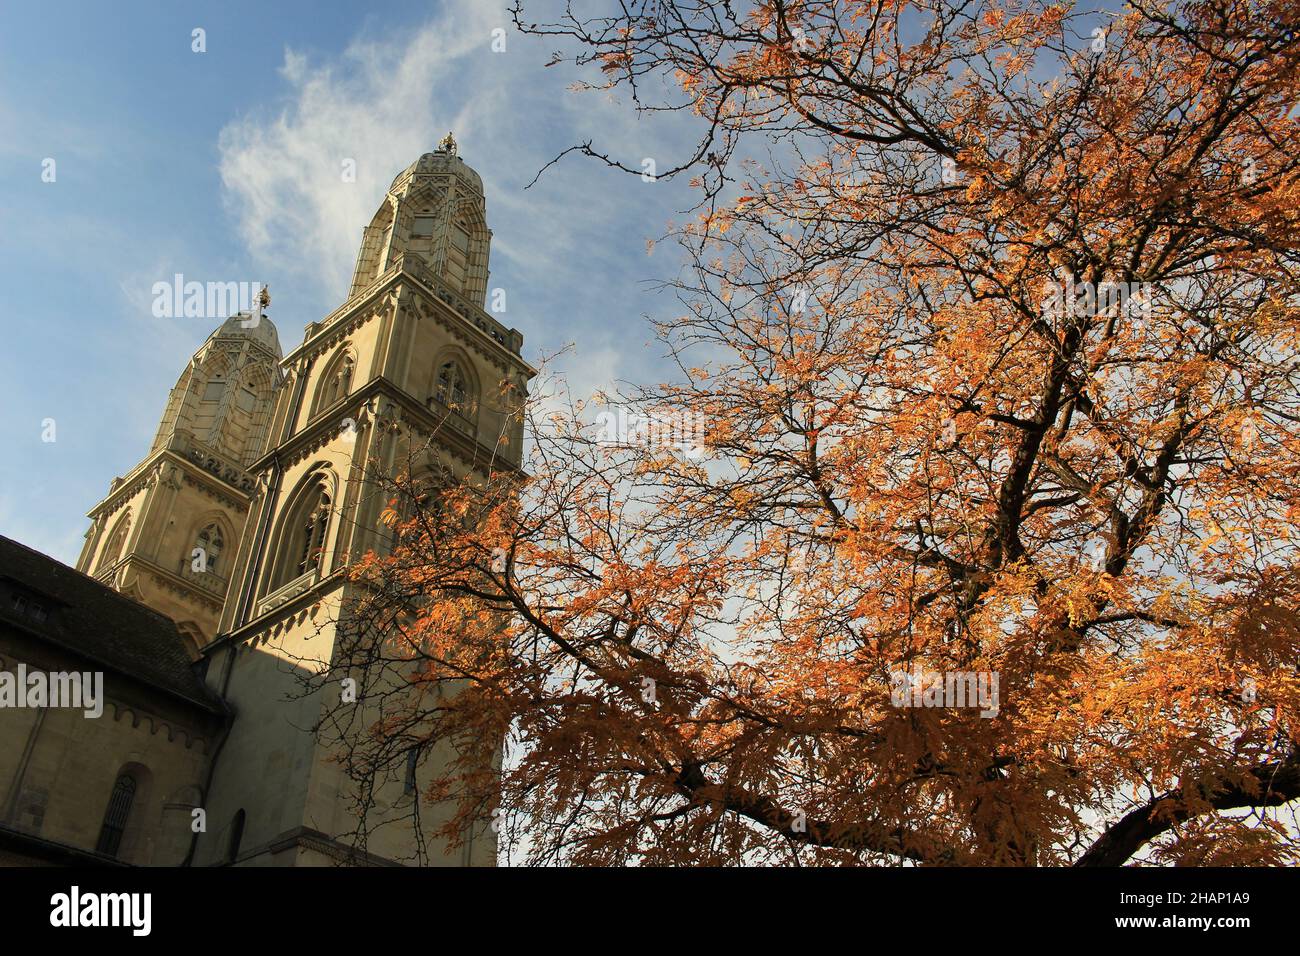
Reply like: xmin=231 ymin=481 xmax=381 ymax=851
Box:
xmin=256 ymin=568 xmax=321 ymax=617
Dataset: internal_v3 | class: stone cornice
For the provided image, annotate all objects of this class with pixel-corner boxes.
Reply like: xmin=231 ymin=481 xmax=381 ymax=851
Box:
xmin=0 ymin=654 xmax=220 ymax=751
xmin=283 ymin=271 xmax=401 ymax=367
xmin=295 ymin=293 xmax=396 ymax=370
xmin=400 ymin=255 xmax=532 ymax=372
xmin=93 ymin=554 xmax=225 ymax=617
xmin=249 ymin=825 xmax=401 ymax=867
xmin=179 ymin=468 xmax=252 ymax=513
xmin=244 ymin=376 xmax=522 ymax=477
xmin=217 ymin=569 xmax=346 ymax=646
xmin=0 ymin=631 xmax=225 ymax=723
xmin=86 ymin=446 xmax=254 ymax=522
xmin=106 ymin=699 xmax=218 ymax=754
xmin=282 ymin=255 xmax=533 ymax=375
xmin=140 ymin=561 xmax=227 ymax=616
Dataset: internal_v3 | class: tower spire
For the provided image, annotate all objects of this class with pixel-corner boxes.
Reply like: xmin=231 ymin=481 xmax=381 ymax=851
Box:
xmin=346 ymin=136 xmax=492 ymax=306
xmin=76 ymin=311 xmax=281 ymax=654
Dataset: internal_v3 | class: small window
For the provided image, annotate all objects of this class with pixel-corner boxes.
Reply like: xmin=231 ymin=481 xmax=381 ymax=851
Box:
xmin=405 ymin=748 xmax=419 ymax=795
xmin=196 ymin=523 xmax=224 ymax=574
xmin=30 ymin=603 xmax=47 ymax=623
xmin=202 ymin=381 xmax=224 ymax=402
xmin=236 ymin=387 xmax=257 ymax=412
xmin=412 ymin=215 xmax=436 ymax=238
xmin=226 ymin=809 xmax=246 ymax=864
xmin=95 ymin=774 xmax=137 ymax=858
xmin=434 ymin=361 xmax=469 ymax=412
xmin=11 ymin=594 xmax=27 ymax=614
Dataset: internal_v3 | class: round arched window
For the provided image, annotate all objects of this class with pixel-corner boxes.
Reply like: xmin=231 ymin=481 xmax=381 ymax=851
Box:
xmin=435 ymin=361 xmax=469 ymax=412
xmin=195 ymin=523 xmax=224 ymax=574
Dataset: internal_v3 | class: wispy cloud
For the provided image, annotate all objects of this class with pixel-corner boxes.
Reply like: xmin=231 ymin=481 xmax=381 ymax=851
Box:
xmin=215 ymin=2 xmax=702 ymax=399
xmin=217 ymin=13 xmax=495 ymax=297
xmin=2 ymin=1 xmax=706 ymax=565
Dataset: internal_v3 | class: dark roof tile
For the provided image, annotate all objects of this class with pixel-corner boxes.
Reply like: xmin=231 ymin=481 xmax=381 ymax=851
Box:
xmin=0 ymin=534 xmax=221 ymax=711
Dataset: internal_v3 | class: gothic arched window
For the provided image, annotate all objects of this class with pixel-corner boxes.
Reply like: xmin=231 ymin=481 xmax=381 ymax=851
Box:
xmin=299 ymin=493 xmax=330 ymax=577
xmin=98 ymin=512 xmax=131 ymax=572
xmin=435 ymin=361 xmax=469 ymax=413
xmin=95 ymin=773 xmax=137 ymax=858
xmin=445 ymin=220 xmax=472 ymax=292
xmin=314 ymin=349 xmax=356 ymax=415
xmin=272 ymin=478 xmax=333 ymax=589
xmin=193 ymin=358 xmax=231 ymax=441
xmin=195 ymin=523 xmax=224 ymax=574
xmin=217 ymin=366 xmax=273 ymax=466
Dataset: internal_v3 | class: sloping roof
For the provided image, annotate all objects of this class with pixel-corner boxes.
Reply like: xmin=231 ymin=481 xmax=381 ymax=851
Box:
xmin=391 ymin=146 xmax=484 ymax=194
xmin=0 ymin=534 xmax=222 ymax=712
xmin=0 ymin=822 xmax=128 ymax=867
xmin=210 ymin=311 xmax=282 ymax=358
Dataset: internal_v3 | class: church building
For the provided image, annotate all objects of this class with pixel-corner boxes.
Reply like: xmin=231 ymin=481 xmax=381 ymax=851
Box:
xmin=0 ymin=138 xmax=531 ymax=866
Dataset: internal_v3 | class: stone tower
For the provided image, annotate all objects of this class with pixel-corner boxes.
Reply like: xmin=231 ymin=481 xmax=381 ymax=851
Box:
xmin=75 ymin=312 xmax=282 ymax=656
xmin=187 ymin=137 xmax=534 ymax=866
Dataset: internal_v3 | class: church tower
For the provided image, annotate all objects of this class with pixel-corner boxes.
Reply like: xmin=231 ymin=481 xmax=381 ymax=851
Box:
xmin=187 ymin=136 xmax=533 ymax=866
xmin=76 ymin=311 xmax=282 ymax=656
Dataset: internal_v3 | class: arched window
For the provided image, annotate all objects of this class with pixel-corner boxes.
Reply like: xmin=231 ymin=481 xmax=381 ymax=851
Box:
xmin=194 ymin=523 xmax=224 ymax=574
xmin=434 ymin=361 xmax=469 ymax=413
xmin=296 ymin=492 xmax=331 ymax=578
xmin=95 ymin=773 xmax=137 ymax=858
xmin=226 ymin=809 xmax=246 ymax=864
xmin=242 ymin=373 xmax=275 ymax=466
xmin=192 ymin=357 xmax=231 ymax=441
xmin=271 ymin=476 xmax=334 ymax=589
xmin=98 ymin=512 xmax=131 ymax=572
xmin=444 ymin=219 xmax=472 ymax=292
xmin=314 ymin=348 xmax=355 ymax=415
xmin=348 ymin=200 xmax=396 ymax=298
xmin=216 ymin=365 xmax=274 ymax=466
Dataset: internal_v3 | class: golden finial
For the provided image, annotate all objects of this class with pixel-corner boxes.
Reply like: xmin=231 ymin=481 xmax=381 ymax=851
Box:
xmin=438 ymin=131 xmax=457 ymax=154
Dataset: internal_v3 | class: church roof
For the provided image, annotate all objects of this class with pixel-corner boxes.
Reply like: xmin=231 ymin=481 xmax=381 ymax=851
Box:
xmin=390 ymin=146 xmax=483 ymax=194
xmin=0 ymin=535 xmax=223 ymax=712
xmin=210 ymin=312 xmax=282 ymax=358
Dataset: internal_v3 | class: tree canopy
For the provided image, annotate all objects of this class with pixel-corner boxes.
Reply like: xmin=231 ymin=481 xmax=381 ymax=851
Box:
xmin=326 ymin=0 xmax=1300 ymax=866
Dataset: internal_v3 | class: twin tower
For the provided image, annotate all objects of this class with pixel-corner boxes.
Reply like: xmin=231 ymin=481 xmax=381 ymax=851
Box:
xmin=74 ymin=140 xmax=532 ymax=865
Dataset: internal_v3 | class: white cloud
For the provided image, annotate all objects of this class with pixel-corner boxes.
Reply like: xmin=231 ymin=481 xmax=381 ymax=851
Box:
xmin=216 ymin=4 xmax=540 ymax=300
xmin=221 ymin=33 xmax=453 ymax=295
xmin=216 ymin=1 xmax=704 ymax=402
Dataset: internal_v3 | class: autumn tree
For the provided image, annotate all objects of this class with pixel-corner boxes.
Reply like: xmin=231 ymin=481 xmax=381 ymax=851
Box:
xmin=319 ymin=0 xmax=1300 ymax=865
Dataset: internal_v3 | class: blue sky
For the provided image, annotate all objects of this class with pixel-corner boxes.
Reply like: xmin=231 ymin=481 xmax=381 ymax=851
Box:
xmin=0 ymin=0 xmax=703 ymax=564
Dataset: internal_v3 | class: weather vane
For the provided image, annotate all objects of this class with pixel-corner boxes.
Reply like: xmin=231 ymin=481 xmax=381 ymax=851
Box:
xmin=438 ymin=131 xmax=457 ymax=154
xmin=241 ymin=284 xmax=270 ymax=329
